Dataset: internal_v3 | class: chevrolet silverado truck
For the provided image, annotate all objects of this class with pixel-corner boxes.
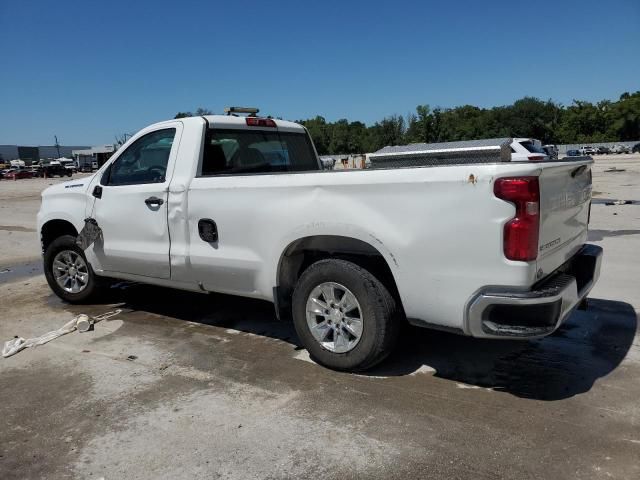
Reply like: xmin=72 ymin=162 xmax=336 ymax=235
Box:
xmin=37 ymin=111 xmax=602 ymax=371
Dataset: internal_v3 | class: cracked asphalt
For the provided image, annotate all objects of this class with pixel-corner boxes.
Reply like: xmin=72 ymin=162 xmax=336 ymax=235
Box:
xmin=1 ymin=155 xmax=639 ymax=479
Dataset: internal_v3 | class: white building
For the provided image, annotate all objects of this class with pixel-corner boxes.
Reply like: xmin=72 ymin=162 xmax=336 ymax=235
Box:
xmin=72 ymin=144 xmax=116 ymax=169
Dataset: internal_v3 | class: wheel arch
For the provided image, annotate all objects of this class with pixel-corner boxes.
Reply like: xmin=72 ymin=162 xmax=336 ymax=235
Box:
xmin=41 ymin=219 xmax=79 ymax=254
xmin=275 ymin=235 xmax=402 ymax=319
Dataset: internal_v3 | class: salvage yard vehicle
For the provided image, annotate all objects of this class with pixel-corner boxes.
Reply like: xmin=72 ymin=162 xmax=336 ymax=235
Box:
xmin=58 ymin=158 xmax=77 ymax=173
xmin=37 ymin=109 xmax=602 ymax=371
xmin=510 ymin=138 xmax=549 ymax=161
xmin=542 ymin=144 xmax=558 ymax=160
xmin=4 ymin=168 xmax=33 ymax=180
xmin=37 ymin=163 xmax=72 ymax=178
xmin=579 ymin=146 xmax=597 ymax=155
xmin=610 ymin=144 xmax=630 ymax=154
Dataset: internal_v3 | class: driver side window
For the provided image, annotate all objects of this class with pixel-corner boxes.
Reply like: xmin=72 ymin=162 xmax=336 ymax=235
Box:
xmin=106 ymin=128 xmax=176 ymax=186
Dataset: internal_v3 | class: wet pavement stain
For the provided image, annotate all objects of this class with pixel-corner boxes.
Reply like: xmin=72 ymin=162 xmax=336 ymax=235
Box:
xmin=591 ymin=198 xmax=639 ymax=205
xmin=0 ymin=261 xmax=43 ymax=284
xmin=588 ymin=229 xmax=640 ymax=241
xmin=0 ymin=225 xmax=36 ymax=232
xmin=0 ymin=365 xmax=95 ymax=479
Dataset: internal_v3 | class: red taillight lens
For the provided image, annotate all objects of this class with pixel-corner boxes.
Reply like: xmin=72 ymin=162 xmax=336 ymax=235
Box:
xmin=246 ymin=117 xmax=277 ymax=127
xmin=494 ymin=177 xmax=540 ymax=261
xmin=527 ymin=155 xmax=545 ymax=161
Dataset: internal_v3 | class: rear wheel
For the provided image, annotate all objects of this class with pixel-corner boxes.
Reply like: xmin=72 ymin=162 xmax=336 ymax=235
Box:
xmin=292 ymin=259 xmax=400 ymax=371
xmin=44 ymin=235 xmax=100 ymax=303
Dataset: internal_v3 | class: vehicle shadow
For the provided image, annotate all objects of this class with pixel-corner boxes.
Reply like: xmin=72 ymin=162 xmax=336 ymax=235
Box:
xmin=369 ymin=298 xmax=638 ymax=400
xmin=86 ymin=285 xmax=637 ymax=401
xmin=86 ymin=282 xmax=298 ymax=344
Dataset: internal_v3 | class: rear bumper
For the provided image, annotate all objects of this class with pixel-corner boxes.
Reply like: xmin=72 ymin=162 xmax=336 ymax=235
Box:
xmin=465 ymin=244 xmax=603 ymax=339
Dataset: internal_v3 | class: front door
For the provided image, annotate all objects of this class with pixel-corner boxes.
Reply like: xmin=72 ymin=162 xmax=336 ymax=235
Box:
xmin=88 ymin=126 xmax=180 ymax=279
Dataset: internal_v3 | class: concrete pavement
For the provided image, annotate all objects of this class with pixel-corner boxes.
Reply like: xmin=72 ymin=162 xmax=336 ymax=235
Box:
xmin=1 ymin=156 xmax=638 ymax=479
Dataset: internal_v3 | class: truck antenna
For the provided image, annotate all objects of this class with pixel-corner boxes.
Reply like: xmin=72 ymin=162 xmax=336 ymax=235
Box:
xmin=54 ymin=135 xmax=61 ymax=158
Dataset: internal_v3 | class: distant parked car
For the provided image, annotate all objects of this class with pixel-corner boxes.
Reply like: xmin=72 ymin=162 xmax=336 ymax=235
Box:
xmin=91 ymin=161 xmax=99 ymax=170
xmin=596 ymin=146 xmax=610 ymax=155
xmin=632 ymin=143 xmax=640 ymax=153
xmin=510 ymin=138 xmax=549 ymax=161
xmin=566 ymin=149 xmax=581 ymax=157
xmin=4 ymin=168 xmax=33 ymax=180
xmin=579 ymin=146 xmax=596 ymax=155
xmin=63 ymin=163 xmax=77 ymax=173
xmin=542 ymin=144 xmax=558 ymax=160
xmin=610 ymin=144 xmax=630 ymax=154
xmin=39 ymin=164 xmax=72 ymax=178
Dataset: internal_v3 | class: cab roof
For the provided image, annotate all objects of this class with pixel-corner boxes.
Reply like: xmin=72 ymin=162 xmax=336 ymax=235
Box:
xmin=143 ymin=115 xmax=307 ymax=135
xmin=202 ymin=114 xmax=305 ymax=133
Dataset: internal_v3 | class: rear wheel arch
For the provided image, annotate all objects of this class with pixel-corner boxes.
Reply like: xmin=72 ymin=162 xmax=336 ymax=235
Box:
xmin=275 ymin=235 xmax=403 ymax=317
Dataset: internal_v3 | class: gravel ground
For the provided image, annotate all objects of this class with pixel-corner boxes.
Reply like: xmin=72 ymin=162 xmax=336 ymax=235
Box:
xmin=0 ymin=156 xmax=638 ymax=479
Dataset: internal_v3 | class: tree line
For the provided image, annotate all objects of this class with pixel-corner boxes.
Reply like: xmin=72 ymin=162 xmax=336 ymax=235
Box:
xmin=176 ymin=91 xmax=640 ymax=155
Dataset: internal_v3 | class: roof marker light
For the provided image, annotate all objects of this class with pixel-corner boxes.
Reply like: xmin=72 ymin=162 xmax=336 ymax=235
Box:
xmin=245 ymin=117 xmax=277 ymax=128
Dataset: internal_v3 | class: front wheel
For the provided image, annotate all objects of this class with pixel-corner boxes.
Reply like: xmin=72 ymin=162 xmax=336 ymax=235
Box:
xmin=44 ymin=235 xmax=100 ymax=303
xmin=292 ymin=259 xmax=400 ymax=371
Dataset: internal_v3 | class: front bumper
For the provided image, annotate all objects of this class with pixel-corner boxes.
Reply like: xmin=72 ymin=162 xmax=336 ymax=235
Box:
xmin=466 ymin=244 xmax=603 ymax=339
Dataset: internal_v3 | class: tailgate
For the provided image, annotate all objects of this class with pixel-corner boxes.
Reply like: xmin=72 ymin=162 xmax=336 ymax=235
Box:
xmin=537 ymin=159 xmax=593 ymax=276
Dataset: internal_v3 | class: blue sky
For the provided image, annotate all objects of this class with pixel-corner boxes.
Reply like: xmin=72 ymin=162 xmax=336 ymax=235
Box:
xmin=1 ymin=0 xmax=638 ymax=145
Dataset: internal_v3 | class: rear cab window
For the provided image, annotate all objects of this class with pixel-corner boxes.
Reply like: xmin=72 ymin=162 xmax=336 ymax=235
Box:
xmin=201 ymin=129 xmax=319 ymax=176
xmin=519 ymin=141 xmax=546 ymax=154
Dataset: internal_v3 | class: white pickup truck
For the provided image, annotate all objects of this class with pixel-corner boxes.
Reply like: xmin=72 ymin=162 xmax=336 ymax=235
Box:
xmin=37 ymin=112 xmax=602 ymax=371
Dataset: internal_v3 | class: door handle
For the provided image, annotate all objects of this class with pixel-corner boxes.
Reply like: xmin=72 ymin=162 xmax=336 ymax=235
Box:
xmin=144 ymin=196 xmax=164 ymax=206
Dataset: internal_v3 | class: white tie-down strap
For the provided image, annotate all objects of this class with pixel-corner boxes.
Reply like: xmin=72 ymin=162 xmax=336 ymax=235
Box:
xmin=2 ymin=310 xmax=122 ymax=358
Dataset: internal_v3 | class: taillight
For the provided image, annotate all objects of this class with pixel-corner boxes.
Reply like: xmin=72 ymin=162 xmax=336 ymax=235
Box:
xmin=527 ymin=155 xmax=545 ymax=161
xmin=246 ymin=117 xmax=277 ymax=128
xmin=494 ymin=177 xmax=540 ymax=261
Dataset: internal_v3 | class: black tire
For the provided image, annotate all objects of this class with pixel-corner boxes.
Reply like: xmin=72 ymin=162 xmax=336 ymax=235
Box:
xmin=44 ymin=234 xmax=100 ymax=303
xmin=292 ymin=259 xmax=400 ymax=372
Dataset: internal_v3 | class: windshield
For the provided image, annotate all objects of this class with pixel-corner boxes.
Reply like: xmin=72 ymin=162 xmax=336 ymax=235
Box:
xmin=201 ymin=129 xmax=318 ymax=175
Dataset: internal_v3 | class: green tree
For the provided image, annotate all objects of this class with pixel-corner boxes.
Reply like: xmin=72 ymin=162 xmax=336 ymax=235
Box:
xmin=300 ymin=116 xmax=330 ymax=154
xmin=556 ymin=100 xmax=607 ymax=143
xmin=606 ymin=91 xmax=640 ymax=140
xmin=174 ymin=107 xmax=213 ymax=119
xmin=178 ymin=91 xmax=640 ymax=155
